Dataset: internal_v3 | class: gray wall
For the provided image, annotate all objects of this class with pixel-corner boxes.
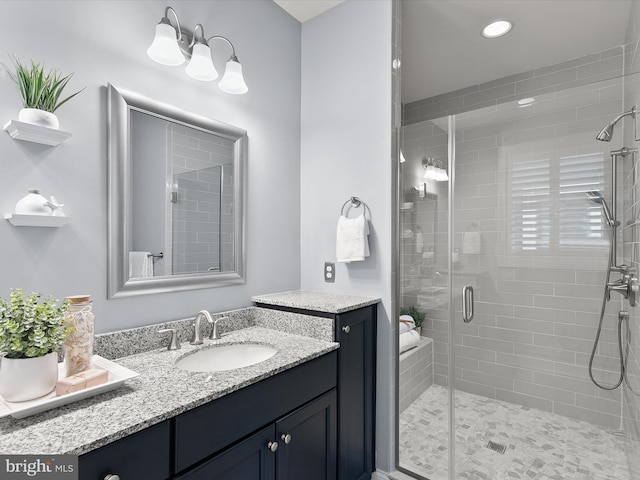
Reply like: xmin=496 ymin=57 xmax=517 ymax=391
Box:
xmin=0 ymin=1 xmax=302 ymax=333
xmin=299 ymin=0 xmax=394 ymax=473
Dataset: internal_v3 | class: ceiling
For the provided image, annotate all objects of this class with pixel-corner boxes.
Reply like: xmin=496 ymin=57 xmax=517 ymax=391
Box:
xmin=402 ymin=0 xmax=634 ymax=103
xmin=274 ymin=0 xmax=634 ymax=104
xmin=273 ymin=0 xmax=345 ymax=23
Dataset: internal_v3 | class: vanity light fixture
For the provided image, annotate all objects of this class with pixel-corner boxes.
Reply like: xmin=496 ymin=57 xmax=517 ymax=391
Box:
xmin=423 ymin=157 xmax=448 ymax=182
xmin=147 ymin=6 xmax=248 ymax=94
xmin=481 ymin=19 xmax=513 ymax=39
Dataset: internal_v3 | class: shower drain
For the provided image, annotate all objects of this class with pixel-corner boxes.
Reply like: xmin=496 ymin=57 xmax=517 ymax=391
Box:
xmin=486 ymin=440 xmax=507 ymax=455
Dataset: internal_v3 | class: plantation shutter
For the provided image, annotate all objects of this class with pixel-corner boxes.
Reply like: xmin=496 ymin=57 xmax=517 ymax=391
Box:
xmin=510 ymin=152 xmax=606 ymax=252
xmin=559 ymin=153 xmax=607 ymax=248
xmin=510 ymin=156 xmax=551 ymax=251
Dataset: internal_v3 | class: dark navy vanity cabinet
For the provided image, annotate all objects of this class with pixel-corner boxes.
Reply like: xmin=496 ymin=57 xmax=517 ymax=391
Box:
xmin=335 ymin=306 xmax=376 ymax=480
xmin=177 ymin=390 xmax=336 ymax=480
xmin=254 ymin=302 xmax=377 ymax=480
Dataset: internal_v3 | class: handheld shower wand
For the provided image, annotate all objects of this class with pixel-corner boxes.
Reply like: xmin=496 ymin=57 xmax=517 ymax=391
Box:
xmin=586 ymin=190 xmax=617 ymax=227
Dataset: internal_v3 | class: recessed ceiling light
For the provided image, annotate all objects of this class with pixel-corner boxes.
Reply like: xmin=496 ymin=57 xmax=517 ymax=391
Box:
xmin=518 ymin=97 xmax=535 ymax=107
xmin=482 ymin=20 xmax=513 ymax=39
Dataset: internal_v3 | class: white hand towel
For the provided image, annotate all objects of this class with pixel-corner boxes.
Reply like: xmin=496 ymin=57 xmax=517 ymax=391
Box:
xmin=399 ymin=330 xmax=421 ymax=354
xmin=336 ymin=214 xmax=370 ymax=263
xmin=462 ymin=230 xmax=482 ymax=254
xmin=129 ymin=251 xmax=153 ymax=278
xmin=399 ymin=314 xmax=416 ymax=334
xmin=415 ymin=231 xmax=424 ymax=254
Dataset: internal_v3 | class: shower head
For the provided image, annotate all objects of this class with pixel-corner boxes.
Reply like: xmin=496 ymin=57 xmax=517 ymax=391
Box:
xmin=596 ymin=106 xmax=636 ymax=142
xmin=587 ymin=191 xmax=617 ymax=227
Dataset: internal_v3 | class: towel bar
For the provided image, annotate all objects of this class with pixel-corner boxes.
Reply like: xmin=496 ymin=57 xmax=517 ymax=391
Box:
xmin=147 ymin=252 xmax=164 ymax=259
xmin=341 ymin=196 xmax=369 ymax=217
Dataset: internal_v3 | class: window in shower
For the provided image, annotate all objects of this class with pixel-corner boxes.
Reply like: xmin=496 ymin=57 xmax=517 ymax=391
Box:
xmin=508 ymin=150 xmax=607 ymax=253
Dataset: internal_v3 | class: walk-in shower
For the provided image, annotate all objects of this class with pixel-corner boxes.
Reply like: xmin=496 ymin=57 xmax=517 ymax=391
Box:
xmin=398 ymin=69 xmax=640 ymax=479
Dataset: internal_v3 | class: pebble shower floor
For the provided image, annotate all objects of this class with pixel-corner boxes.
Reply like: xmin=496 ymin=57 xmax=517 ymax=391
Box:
xmin=399 ymin=385 xmax=630 ymax=480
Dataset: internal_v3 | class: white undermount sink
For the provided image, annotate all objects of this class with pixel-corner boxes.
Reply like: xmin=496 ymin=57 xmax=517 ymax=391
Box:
xmin=175 ymin=343 xmax=277 ymax=372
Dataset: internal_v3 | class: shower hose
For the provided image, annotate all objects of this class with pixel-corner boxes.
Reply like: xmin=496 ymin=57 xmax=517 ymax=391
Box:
xmin=588 ymin=227 xmax=631 ymax=391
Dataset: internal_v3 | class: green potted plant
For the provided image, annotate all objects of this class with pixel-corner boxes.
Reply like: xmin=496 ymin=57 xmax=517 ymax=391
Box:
xmin=4 ymin=55 xmax=84 ymax=130
xmin=0 ymin=290 xmax=69 ymax=402
xmin=400 ymin=305 xmax=425 ymax=333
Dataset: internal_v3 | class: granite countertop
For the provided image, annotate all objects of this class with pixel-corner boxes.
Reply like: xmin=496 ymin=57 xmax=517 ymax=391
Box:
xmin=252 ymin=290 xmax=380 ymax=314
xmin=0 ymin=326 xmax=338 ymax=455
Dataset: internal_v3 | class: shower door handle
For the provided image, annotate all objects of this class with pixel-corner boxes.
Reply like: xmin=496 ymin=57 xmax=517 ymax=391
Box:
xmin=462 ymin=285 xmax=474 ymax=323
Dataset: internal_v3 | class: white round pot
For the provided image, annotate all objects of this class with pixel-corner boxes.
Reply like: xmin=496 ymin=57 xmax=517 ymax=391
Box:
xmin=0 ymin=352 xmax=58 ymax=402
xmin=18 ymin=108 xmax=59 ymax=130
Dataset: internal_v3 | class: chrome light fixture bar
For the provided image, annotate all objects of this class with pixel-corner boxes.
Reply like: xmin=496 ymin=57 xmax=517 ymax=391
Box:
xmin=147 ymin=6 xmax=248 ymax=94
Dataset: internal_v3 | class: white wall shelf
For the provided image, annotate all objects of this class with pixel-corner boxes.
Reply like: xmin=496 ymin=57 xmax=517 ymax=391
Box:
xmin=4 ymin=214 xmax=69 ymax=228
xmin=3 ymin=120 xmax=72 ymax=146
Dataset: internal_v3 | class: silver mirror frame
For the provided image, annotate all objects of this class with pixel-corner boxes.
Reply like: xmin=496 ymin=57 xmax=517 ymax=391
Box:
xmin=107 ymin=84 xmax=247 ymax=298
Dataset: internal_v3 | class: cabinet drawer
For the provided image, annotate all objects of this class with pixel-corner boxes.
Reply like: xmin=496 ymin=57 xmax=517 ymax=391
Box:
xmin=79 ymin=421 xmax=170 ymax=480
xmin=174 ymin=351 xmax=337 ymax=473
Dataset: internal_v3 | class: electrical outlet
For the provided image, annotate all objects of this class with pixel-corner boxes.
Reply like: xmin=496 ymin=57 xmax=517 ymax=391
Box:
xmin=324 ymin=262 xmax=335 ymax=283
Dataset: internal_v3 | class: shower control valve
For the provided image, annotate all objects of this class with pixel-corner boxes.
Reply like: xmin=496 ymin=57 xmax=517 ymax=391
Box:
xmin=606 ymin=265 xmax=639 ymax=307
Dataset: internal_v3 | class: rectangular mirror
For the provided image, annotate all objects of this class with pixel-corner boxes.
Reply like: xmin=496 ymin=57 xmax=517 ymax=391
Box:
xmin=107 ymin=84 xmax=246 ymax=298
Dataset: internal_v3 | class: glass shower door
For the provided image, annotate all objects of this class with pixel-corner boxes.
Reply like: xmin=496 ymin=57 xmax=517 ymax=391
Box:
xmin=449 ymin=81 xmax=618 ymax=479
xmin=400 ymin=72 xmax=622 ymax=480
xmin=398 ymin=115 xmax=452 ymax=480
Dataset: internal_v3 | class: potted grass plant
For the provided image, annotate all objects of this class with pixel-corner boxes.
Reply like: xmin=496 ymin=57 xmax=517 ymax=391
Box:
xmin=4 ymin=55 xmax=84 ymax=129
xmin=0 ymin=289 xmax=70 ymax=402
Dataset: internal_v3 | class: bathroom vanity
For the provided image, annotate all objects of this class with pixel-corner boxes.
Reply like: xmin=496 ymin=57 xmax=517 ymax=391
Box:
xmin=81 ymin=352 xmax=337 ymax=480
xmin=0 ymin=292 xmax=378 ymax=480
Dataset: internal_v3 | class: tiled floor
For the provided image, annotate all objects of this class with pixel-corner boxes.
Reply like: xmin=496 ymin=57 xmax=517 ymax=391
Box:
xmin=399 ymin=385 xmax=630 ymax=480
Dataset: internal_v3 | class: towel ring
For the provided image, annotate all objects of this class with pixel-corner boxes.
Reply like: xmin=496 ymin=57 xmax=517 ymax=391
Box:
xmin=341 ymin=196 xmax=369 ymax=217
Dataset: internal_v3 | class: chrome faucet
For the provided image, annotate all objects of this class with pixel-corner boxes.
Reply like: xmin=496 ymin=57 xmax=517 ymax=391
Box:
xmin=191 ymin=310 xmax=214 ymax=345
xmin=210 ymin=316 xmax=229 ymax=341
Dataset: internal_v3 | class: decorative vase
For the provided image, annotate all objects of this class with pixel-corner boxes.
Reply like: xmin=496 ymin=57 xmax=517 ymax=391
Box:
xmin=15 ymin=188 xmax=52 ymax=215
xmin=0 ymin=352 xmax=58 ymax=402
xmin=18 ymin=108 xmax=59 ymax=129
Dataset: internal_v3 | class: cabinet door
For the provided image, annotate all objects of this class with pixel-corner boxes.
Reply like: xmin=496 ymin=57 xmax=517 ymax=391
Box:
xmin=337 ymin=306 xmax=375 ymax=480
xmin=79 ymin=421 xmax=170 ymax=480
xmin=174 ymin=425 xmax=276 ymax=480
xmin=276 ymin=390 xmax=337 ymax=480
